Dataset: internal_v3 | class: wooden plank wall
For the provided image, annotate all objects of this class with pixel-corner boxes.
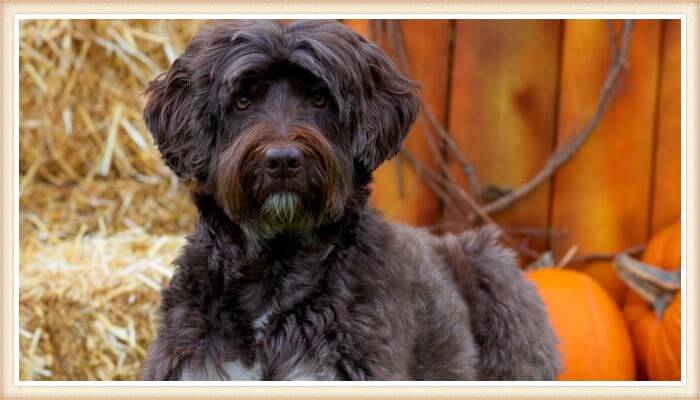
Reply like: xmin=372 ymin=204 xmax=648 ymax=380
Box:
xmin=447 ymin=20 xmax=561 ymax=251
xmin=345 ymin=20 xmax=450 ymax=227
xmin=551 ymin=20 xmax=660 ymax=258
xmin=344 ymin=19 xmax=681 ymax=260
xmin=650 ymin=20 xmax=682 ymax=234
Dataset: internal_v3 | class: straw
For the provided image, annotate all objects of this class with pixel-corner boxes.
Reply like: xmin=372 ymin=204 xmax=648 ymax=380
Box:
xmin=20 ymin=228 xmax=185 ymax=380
xmin=19 ymin=19 xmax=206 ymax=380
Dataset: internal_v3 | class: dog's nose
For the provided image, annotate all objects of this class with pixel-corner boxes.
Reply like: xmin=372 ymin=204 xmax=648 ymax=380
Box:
xmin=264 ymin=145 xmax=303 ymax=178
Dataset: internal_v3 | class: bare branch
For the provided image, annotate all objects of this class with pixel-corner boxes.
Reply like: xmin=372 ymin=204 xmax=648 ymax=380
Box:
xmin=506 ymin=226 xmax=568 ymax=239
xmin=462 ymin=164 xmax=483 ymax=204
xmin=483 ymin=20 xmax=634 ymax=214
xmin=399 ymin=151 xmax=469 ymax=225
xmin=385 ymin=20 xmax=635 ymax=220
xmin=568 ymin=243 xmax=646 ymax=267
xmin=401 ymin=150 xmax=538 ymax=258
xmin=428 ymin=224 xmax=567 ymax=239
xmin=386 ymin=23 xmax=483 ymax=216
xmin=385 ymin=21 xmax=538 ymax=258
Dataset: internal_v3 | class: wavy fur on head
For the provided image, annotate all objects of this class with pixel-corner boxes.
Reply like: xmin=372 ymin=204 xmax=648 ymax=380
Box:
xmin=140 ymin=20 xmax=560 ymax=381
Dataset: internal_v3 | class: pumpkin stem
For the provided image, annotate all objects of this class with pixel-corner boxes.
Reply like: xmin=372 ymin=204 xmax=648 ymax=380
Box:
xmin=557 ymin=245 xmax=578 ymax=268
xmin=613 ymin=253 xmax=680 ymax=319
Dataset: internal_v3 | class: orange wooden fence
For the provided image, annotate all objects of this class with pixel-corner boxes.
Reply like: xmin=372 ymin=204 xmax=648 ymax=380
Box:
xmin=346 ymin=19 xmax=681 ymax=260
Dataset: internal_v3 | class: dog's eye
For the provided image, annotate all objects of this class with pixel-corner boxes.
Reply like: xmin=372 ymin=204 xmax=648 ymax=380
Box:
xmin=234 ymin=95 xmax=252 ymax=110
xmin=310 ymin=92 xmax=327 ymax=108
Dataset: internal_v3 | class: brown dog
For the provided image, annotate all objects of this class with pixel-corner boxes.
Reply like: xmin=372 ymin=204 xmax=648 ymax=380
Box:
xmin=140 ymin=20 xmax=560 ymax=381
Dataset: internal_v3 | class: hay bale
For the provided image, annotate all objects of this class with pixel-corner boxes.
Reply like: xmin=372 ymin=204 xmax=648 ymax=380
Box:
xmin=18 ymin=19 xmax=206 ymax=381
xmin=19 ymin=20 xmax=206 ymax=245
xmin=20 ymin=229 xmax=185 ymax=380
xmin=20 ymin=179 xmax=196 ymax=248
xmin=19 ymin=19 xmax=205 ymax=182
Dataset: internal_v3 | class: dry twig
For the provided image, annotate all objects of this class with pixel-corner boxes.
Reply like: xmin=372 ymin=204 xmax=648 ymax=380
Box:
xmin=569 ymin=243 xmax=646 ymax=267
xmin=386 ymin=20 xmax=635 ymax=218
xmin=401 ymin=150 xmax=538 ymax=258
xmin=385 ymin=20 xmax=636 ymax=257
xmin=483 ymin=20 xmax=634 ymax=214
xmin=385 ymin=22 xmax=486 ymax=220
xmin=385 ymin=21 xmax=538 ymax=258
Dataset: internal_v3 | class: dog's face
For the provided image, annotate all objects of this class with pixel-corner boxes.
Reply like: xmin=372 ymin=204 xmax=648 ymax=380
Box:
xmin=144 ymin=20 xmax=419 ymax=239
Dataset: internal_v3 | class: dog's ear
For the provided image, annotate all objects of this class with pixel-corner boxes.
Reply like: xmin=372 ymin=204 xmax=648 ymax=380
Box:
xmin=351 ymin=36 xmax=421 ymax=173
xmin=143 ymin=33 xmax=214 ymax=180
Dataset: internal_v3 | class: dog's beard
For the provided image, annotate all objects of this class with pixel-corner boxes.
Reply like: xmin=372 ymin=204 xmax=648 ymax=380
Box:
xmin=261 ymin=191 xmax=301 ymax=226
xmin=238 ymin=191 xmax=321 ymax=252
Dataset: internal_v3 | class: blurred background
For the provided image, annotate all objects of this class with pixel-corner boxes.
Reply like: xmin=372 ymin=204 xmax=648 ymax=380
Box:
xmin=19 ymin=19 xmax=681 ymax=381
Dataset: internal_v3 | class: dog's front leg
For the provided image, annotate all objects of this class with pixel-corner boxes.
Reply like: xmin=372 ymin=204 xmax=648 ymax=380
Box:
xmin=440 ymin=227 xmax=562 ymax=380
xmin=140 ymin=276 xmax=212 ymax=380
xmin=139 ymin=302 xmax=211 ymax=380
xmin=140 ymin=332 xmax=193 ymax=380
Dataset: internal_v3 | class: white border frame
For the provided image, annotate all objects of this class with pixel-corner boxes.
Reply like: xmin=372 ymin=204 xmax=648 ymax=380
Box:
xmin=11 ymin=11 xmax=689 ymax=390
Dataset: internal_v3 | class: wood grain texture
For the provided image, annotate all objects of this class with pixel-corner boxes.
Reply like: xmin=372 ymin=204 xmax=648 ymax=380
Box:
xmin=343 ymin=20 xmax=373 ymax=38
xmin=551 ymin=20 xmax=662 ymax=260
xmin=650 ymin=20 xmax=681 ymax=234
xmin=446 ymin=20 xmax=562 ymax=249
xmin=345 ymin=20 xmax=449 ymax=226
xmin=346 ymin=19 xmax=678 ymax=262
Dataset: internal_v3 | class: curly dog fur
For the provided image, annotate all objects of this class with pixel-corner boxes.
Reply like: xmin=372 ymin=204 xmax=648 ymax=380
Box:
xmin=140 ymin=20 xmax=560 ymax=381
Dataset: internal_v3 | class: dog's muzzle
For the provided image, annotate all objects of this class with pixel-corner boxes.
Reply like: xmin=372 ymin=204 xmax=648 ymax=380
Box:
xmin=214 ymin=122 xmax=352 ymax=232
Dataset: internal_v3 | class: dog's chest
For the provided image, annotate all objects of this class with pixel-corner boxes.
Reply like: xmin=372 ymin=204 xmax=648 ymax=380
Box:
xmin=179 ymin=357 xmax=262 ymax=381
xmin=178 ymin=309 xmax=323 ymax=381
xmin=178 ymin=311 xmax=269 ymax=381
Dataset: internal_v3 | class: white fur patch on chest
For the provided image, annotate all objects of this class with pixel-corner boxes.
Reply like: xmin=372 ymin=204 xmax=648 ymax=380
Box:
xmin=178 ymin=309 xmax=326 ymax=381
xmin=253 ymin=309 xmax=272 ymax=342
xmin=178 ymin=355 xmax=322 ymax=381
xmin=179 ymin=357 xmax=262 ymax=381
xmin=178 ymin=309 xmax=271 ymax=381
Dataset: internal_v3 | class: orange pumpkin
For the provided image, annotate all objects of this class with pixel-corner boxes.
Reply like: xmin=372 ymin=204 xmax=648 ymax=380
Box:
xmin=583 ymin=261 xmax=627 ymax=306
xmin=528 ymin=269 xmax=636 ymax=380
xmin=619 ymin=222 xmax=681 ymax=380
